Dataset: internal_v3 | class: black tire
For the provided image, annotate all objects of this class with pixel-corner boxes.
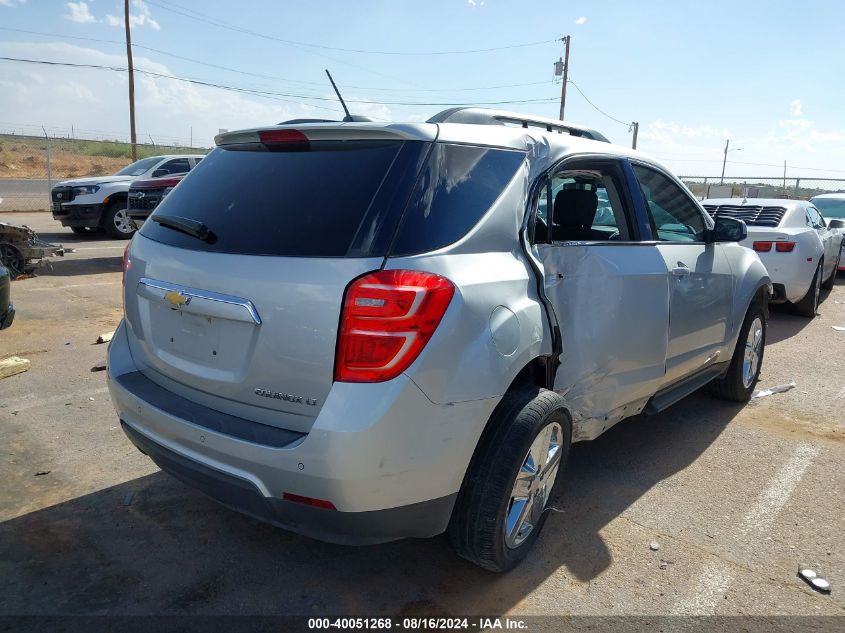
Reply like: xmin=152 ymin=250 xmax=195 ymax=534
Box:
xmin=448 ymin=385 xmax=572 ymax=572
xmin=102 ymin=200 xmax=135 ymax=239
xmin=792 ymin=263 xmax=822 ymax=318
xmin=69 ymin=226 xmax=90 ymax=235
xmin=822 ymin=249 xmax=840 ymax=290
xmin=707 ymin=302 xmax=766 ymax=402
xmin=0 ymin=243 xmax=25 ymax=279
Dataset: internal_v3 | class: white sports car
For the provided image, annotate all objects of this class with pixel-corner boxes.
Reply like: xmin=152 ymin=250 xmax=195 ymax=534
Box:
xmin=809 ymin=193 xmax=845 ymax=274
xmin=703 ymin=198 xmax=843 ymax=317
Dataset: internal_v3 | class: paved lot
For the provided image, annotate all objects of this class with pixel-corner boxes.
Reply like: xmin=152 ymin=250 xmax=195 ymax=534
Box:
xmin=1 ymin=211 xmax=844 ymax=618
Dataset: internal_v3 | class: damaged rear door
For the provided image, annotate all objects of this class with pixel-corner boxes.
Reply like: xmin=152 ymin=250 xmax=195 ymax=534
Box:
xmin=530 ymin=158 xmax=669 ymax=431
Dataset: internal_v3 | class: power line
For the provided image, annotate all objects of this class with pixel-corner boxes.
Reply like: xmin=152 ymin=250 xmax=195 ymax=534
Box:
xmin=0 ymin=56 xmax=559 ymax=107
xmin=145 ymin=0 xmax=558 ymax=56
xmin=0 ymin=25 xmax=554 ymax=95
xmin=566 ymin=77 xmax=630 ymax=127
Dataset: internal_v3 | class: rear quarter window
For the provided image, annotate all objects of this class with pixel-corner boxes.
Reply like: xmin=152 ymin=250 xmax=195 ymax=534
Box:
xmin=389 ymin=144 xmax=525 ymax=255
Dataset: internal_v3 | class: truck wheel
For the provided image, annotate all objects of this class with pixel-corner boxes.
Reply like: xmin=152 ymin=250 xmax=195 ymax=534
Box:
xmin=707 ymin=302 xmax=766 ymax=402
xmin=102 ymin=201 xmax=135 ymax=239
xmin=448 ymin=385 xmax=571 ymax=572
xmin=792 ymin=262 xmax=821 ymax=317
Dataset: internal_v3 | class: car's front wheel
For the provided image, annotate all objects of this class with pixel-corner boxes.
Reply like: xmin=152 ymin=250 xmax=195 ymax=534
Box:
xmin=448 ymin=385 xmax=571 ymax=572
xmin=708 ymin=302 xmax=766 ymax=401
xmin=102 ymin=200 xmax=135 ymax=239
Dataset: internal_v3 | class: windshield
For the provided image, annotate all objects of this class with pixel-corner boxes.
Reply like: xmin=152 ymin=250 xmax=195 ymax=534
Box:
xmin=811 ymin=197 xmax=845 ymax=219
xmin=114 ymin=157 xmax=161 ymax=177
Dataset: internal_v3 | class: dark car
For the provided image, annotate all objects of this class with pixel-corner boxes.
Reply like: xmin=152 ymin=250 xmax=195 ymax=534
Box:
xmin=0 ymin=265 xmax=14 ymax=330
xmin=127 ymin=173 xmax=187 ymax=230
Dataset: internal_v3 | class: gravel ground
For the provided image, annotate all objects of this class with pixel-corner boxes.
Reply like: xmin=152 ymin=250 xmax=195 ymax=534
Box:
xmin=1 ymin=212 xmax=843 ymax=620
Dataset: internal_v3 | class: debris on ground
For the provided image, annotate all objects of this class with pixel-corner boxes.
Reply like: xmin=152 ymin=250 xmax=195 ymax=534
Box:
xmin=659 ymin=559 xmax=674 ymax=570
xmin=832 ymin=326 xmax=845 ymax=332
xmin=752 ymin=381 xmax=796 ymax=399
xmin=95 ymin=331 xmax=115 ymax=345
xmin=0 ymin=356 xmax=30 ymax=379
xmin=34 ymin=471 xmax=50 ymax=477
xmin=123 ymin=492 xmax=135 ymax=506
xmin=649 ymin=541 xmax=660 ymax=551
xmin=0 ymin=222 xmax=64 ymax=279
xmin=798 ymin=567 xmax=831 ymax=594
xmin=91 ymin=359 xmax=107 ymax=372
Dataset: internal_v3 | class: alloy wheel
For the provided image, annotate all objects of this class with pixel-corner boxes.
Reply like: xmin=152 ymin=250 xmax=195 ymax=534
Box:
xmin=504 ymin=421 xmax=563 ymax=549
xmin=742 ymin=316 xmax=764 ymax=388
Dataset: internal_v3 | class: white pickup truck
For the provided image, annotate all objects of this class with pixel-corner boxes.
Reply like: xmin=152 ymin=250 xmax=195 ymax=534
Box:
xmin=50 ymin=154 xmax=204 ymax=238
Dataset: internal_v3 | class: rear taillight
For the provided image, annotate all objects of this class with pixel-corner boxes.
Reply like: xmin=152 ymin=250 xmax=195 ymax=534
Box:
xmin=122 ymin=242 xmax=131 ymax=284
xmin=335 ymin=269 xmax=455 ymax=383
xmin=753 ymin=241 xmax=772 ymax=252
xmin=775 ymin=241 xmax=796 ymax=252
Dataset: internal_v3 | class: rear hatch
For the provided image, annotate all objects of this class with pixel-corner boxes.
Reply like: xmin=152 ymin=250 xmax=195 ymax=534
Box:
xmin=123 ymin=125 xmax=434 ymax=433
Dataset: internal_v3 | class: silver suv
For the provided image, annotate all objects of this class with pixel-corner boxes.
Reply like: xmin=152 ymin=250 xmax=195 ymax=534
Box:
xmin=107 ymin=108 xmax=771 ymax=572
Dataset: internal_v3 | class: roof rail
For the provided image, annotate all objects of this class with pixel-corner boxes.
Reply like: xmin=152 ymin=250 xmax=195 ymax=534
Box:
xmin=427 ymin=107 xmax=609 ymax=143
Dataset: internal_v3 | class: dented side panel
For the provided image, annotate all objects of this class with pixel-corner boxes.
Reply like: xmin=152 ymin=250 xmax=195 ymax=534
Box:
xmin=534 ymin=243 xmax=670 ymax=437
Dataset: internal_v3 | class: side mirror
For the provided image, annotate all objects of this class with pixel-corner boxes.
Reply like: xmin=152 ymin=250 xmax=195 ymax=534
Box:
xmin=713 ymin=216 xmax=747 ymax=242
xmin=152 ymin=168 xmax=168 ymax=178
xmin=828 ymin=218 xmax=845 ymax=229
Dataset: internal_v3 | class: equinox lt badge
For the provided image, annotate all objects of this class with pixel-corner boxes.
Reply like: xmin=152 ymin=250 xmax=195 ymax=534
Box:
xmin=254 ymin=388 xmax=317 ymax=406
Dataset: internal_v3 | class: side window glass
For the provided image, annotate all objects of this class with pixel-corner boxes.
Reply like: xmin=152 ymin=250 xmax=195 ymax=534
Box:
xmin=160 ymin=158 xmax=191 ymax=175
xmin=533 ymin=183 xmax=550 ymax=243
xmin=809 ymin=207 xmax=825 ymax=228
xmin=546 ymin=170 xmax=631 ymax=242
xmin=633 ymin=165 xmax=706 ymax=242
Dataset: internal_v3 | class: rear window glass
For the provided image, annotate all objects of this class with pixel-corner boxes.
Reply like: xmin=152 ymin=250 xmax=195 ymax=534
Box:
xmin=390 ymin=144 xmax=525 ymax=255
xmin=139 ymin=140 xmax=422 ymax=257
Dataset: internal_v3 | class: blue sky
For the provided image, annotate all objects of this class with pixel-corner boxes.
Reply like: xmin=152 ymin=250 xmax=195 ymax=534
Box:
xmin=1 ymin=0 xmax=844 ymax=178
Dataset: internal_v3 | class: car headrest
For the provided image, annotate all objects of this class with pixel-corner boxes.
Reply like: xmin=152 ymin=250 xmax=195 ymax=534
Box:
xmin=554 ymin=188 xmax=598 ymax=227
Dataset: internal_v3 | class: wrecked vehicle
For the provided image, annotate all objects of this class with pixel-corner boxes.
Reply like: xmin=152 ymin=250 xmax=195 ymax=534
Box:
xmin=107 ymin=108 xmax=771 ymax=572
xmin=0 ymin=222 xmax=64 ymax=279
xmin=0 ymin=265 xmax=13 ymax=330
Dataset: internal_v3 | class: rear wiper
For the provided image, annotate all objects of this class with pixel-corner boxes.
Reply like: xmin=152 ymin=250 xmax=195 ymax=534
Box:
xmin=151 ymin=214 xmax=216 ymax=243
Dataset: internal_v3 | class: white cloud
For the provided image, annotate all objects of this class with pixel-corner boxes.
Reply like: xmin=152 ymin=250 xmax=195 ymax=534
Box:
xmin=467 ymin=0 xmax=485 ymax=7
xmin=0 ymin=0 xmax=27 ymax=6
xmin=0 ymin=41 xmax=362 ymax=147
xmin=575 ymin=16 xmax=587 ymax=25
xmin=789 ymin=99 xmax=802 ymax=117
xmin=106 ymin=0 xmax=160 ymax=30
xmin=65 ymin=1 xmax=97 ymax=24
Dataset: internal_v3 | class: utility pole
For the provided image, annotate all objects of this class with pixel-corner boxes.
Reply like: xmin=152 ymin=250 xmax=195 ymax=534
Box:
xmin=783 ymin=160 xmax=787 ymax=197
xmin=124 ymin=0 xmax=137 ymax=161
xmin=720 ymin=138 xmax=729 ymax=184
xmin=631 ymin=122 xmax=639 ymax=149
xmin=558 ymin=35 xmax=570 ymax=121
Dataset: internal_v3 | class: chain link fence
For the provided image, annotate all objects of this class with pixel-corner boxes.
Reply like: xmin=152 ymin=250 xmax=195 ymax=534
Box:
xmin=680 ymin=176 xmax=845 ymax=201
xmin=0 ymin=133 xmax=208 ymax=212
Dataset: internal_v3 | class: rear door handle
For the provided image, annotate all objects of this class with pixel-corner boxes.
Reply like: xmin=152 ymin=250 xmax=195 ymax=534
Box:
xmin=671 ymin=266 xmax=690 ymax=277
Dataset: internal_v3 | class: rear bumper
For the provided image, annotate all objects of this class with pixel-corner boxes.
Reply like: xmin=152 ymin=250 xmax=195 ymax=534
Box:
xmin=107 ymin=320 xmax=497 ymax=544
xmin=0 ymin=303 xmax=13 ymax=330
xmin=52 ymin=203 xmax=104 ymax=228
xmin=121 ymin=419 xmax=456 ymax=545
xmin=753 ymin=253 xmax=815 ymax=303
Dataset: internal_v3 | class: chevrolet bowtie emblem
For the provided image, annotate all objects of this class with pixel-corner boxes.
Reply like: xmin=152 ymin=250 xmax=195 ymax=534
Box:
xmin=164 ymin=290 xmax=190 ymax=307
